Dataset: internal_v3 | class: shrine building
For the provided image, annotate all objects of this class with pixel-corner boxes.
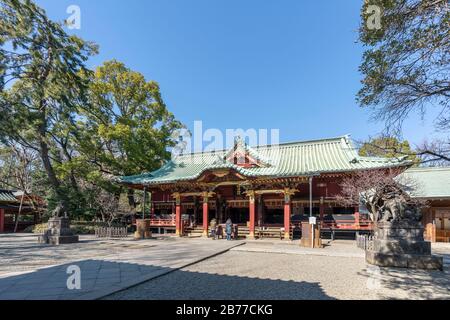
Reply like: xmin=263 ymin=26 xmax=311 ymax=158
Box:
xmin=119 ymin=135 xmax=412 ymax=239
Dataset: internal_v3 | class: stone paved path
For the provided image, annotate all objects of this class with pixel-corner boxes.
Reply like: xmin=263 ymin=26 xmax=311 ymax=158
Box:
xmin=0 ymin=234 xmax=244 ymax=300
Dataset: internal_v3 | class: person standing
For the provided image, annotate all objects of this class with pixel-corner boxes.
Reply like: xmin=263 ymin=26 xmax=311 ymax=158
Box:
xmin=226 ymin=218 xmax=233 ymax=241
xmin=210 ymin=218 xmax=217 ymax=239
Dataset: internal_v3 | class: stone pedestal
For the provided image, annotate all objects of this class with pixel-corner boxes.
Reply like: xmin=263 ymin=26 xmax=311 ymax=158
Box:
xmin=134 ymin=219 xmax=152 ymax=240
xmin=366 ymin=221 xmax=443 ymax=270
xmin=38 ymin=217 xmax=79 ymax=245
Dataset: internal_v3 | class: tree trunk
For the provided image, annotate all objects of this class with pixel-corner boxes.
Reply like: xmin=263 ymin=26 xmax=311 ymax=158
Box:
xmin=61 ymin=142 xmax=80 ymax=194
xmin=127 ymin=188 xmax=136 ymax=208
xmin=14 ymin=193 xmax=25 ymax=233
xmin=38 ymin=129 xmax=69 ymax=215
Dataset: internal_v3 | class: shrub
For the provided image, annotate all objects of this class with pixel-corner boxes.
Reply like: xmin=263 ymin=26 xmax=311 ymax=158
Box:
xmin=23 ymin=221 xmax=125 ymax=235
xmin=23 ymin=223 xmax=47 ymax=234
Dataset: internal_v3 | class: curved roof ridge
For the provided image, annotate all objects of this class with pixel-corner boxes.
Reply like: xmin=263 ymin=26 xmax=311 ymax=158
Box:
xmin=174 ymin=135 xmax=351 ymax=157
xmin=255 ymin=135 xmax=350 ymax=149
xmin=118 ymin=134 xmax=413 ymax=185
xmin=405 ymin=166 xmax=450 ymax=172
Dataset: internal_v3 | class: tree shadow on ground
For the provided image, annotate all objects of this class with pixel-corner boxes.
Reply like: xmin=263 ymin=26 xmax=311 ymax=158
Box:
xmin=0 ymin=259 xmax=334 ymax=300
xmin=104 ymin=268 xmax=335 ymax=300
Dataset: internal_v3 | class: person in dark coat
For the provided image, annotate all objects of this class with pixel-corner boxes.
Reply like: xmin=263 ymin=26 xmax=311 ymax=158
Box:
xmin=225 ymin=218 xmax=233 ymax=241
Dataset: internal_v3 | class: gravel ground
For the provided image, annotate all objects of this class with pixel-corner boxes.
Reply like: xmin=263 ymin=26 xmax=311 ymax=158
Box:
xmin=374 ymin=266 xmax=450 ymax=299
xmin=106 ymin=243 xmax=450 ymax=300
xmin=105 ymin=250 xmax=378 ymax=300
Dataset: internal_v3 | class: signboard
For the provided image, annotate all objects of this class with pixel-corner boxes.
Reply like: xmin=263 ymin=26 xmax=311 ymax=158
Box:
xmin=309 ymin=216 xmax=317 ymax=225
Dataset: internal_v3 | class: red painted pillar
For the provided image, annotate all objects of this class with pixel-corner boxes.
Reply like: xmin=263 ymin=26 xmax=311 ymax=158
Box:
xmin=354 ymin=206 xmax=360 ymax=227
xmin=149 ymin=191 xmax=155 ymax=219
xmin=151 ymin=204 xmax=155 ymax=219
xmin=171 ymin=204 xmax=175 ymax=225
xmin=175 ymin=205 xmax=182 ymax=236
xmin=0 ymin=209 xmax=4 ymax=233
xmin=175 ymin=194 xmax=182 ymax=236
xmin=248 ymin=192 xmax=256 ymax=239
xmin=284 ymin=193 xmax=291 ymax=240
xmin=202 ymin=193 xmax=209 ymax=237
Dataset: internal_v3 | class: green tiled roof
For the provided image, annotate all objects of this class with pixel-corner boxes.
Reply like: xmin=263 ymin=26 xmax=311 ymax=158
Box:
xmin=0 ymin=189 xmax=19 ymax=202
xmin=120 ymin=135 xmax=411 ymax=185
xmin=400 ymin=167 xmax=450 ymax=199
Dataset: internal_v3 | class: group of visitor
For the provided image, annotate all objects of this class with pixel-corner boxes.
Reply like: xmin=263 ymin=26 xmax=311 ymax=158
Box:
xmin=209 ymin=218 xmax=237 ymax=240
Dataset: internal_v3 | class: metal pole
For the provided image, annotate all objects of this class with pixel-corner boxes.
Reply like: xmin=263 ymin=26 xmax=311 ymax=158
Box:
xmin=149 ymin=191 xmax=153 ymax=218
xmin=142 ymin=186 xmax=147 ymax=220
xmin=309 ymin=176 xmax=313 ymax=217
xmin=309 ymin=176 xmax=314 ymax=248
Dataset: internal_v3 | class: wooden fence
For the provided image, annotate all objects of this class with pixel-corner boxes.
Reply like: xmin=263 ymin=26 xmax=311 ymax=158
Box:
xmin=95 ymin=227 xmax=128 ymax=238
xmin=356 ymin=234 xmax=374 ymax=250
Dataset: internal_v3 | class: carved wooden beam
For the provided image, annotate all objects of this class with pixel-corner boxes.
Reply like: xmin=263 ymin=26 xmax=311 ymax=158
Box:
xmin=201 ymin=191 xmax=215 ymax=199
xmin=244 ymin=190 xmax=256 ymax=203
xmin=171 ymin=192 xmax=181 ymax=205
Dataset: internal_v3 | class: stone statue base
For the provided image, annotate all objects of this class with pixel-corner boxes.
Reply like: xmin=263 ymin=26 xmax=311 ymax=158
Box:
xmin=366 ymin=221 xmax=443 ymax=270
xmin=134 ymin=219 xmax=152 ymax=240
xmin=38 ymin=217 xmax=79 ymax=245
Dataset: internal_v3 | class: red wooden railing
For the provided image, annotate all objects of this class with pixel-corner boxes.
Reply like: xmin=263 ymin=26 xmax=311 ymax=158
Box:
xmin=131 ymin=215 xmax=375 ymax=232
xmin=320 ymin=219 xmax=373 ymax=231
xmin=132 ymin=218 xmax=193 ymax=228
xmin=149 ymin=219 xmax=176 ymax=227
xmin=317 ymin=211 xmax=374 ymax=231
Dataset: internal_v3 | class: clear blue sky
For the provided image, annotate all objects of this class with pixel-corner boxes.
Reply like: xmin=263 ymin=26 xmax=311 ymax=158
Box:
xmin=36 ymin=0 xmax=437 ymax=147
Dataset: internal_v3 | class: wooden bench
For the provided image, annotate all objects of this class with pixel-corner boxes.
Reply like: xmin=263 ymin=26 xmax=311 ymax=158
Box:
xmin=436 ymin=230 xmax=450 ymax=242
xmin=256 ymin=228 xmax=283 ymax=240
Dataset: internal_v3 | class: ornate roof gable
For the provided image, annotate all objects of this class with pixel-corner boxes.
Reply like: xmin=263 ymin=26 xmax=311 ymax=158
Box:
xmin=223 ymin=137 xmax=272 ymax=168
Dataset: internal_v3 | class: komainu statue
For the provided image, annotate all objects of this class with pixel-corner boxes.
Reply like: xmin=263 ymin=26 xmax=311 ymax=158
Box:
xmin=38 ymin=202 xmax=78 ymax=245
xmin=364 ymin=182 xmax=442 ymax=270
xmin=366 ymin=184 xmax=422 ymax=223
xmin=51 ymin=202 xmax=67 ymax=218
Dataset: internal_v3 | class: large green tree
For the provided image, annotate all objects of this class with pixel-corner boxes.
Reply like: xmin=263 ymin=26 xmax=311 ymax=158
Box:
xmin=359 ymin=136 xmax=420 ymax=164
xmin=72 ymin=60 xmax=183 ymax=205
xmin=358 ymin=0 xmax=449 ymax=163
xmin=0 ymin=0 xmax=98 ymax=215
xmin=79 ymin=60 xmax=182 ymax=176
xmin=0 ymin=1 xmax=183 ymax=220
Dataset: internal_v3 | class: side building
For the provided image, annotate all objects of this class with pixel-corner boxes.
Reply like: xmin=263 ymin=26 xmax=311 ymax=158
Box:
xmin=401 ymin=167 xmax=450 ymax=243
xmin=0 ymin=189 xmax=43 ymax=233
